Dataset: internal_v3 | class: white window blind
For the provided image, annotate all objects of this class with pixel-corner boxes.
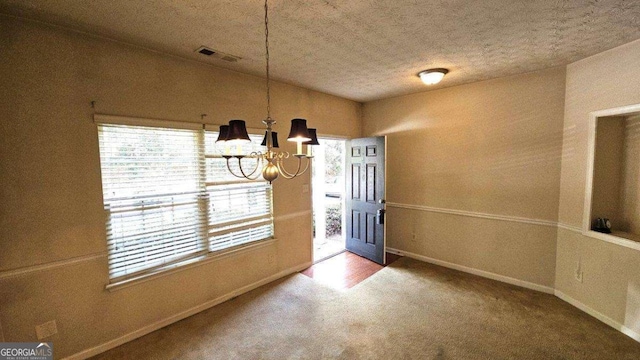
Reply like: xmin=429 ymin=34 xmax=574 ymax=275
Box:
xmin=204 ymin=132 xmax=274 ymax=252
xmin=98 ymin=123 xmax=207 ymax=281
xmin=97 ymin=120 xmax=273 ymax=283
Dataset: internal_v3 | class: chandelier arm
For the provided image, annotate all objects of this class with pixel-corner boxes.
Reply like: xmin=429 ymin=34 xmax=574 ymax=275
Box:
xmin=275 ymin=152 xmax=298 ymax=177
xmin=296 ymin=157 xmax=310 ymax=176
xmin=225 ymin=157 xmax=251 ymax=179
xmin=237 ymin=156 xmax=264 ymax=180
xmin=275 ymin=156 xmax=299 ymax=178
xmin=240 ymin=152 xmax=264 ymax=178
xmin=274 ymin=162 xmax=296 ymax=179
xmin=276 ymin=156 xmax=309 ymax=179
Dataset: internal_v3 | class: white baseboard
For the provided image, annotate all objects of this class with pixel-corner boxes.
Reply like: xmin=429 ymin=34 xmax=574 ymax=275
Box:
xmin=387 ymin=248 xmax=555 ymax=294
xmin=554 ymin=290 xmax=640 ymax=343
xmin=63 ymin=262 xmax=312 ymax=360
xmin=388 ymin=247 xmax=640 ymax=343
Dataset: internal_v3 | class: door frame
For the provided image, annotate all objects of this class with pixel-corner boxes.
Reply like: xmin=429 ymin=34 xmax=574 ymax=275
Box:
xmin=310 ymin=134 xmax=349 ymax=263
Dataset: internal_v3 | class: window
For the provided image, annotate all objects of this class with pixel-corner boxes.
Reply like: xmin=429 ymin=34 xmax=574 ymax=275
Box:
xmin=204 ymin=131 xmax=273 ymax=252
xmin=97 ymin=116 xmax=273 ymax=283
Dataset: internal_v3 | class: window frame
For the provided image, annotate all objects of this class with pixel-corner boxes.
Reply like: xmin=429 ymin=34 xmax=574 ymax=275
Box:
xmin=95 ymin=115 xmax=275 ymax=290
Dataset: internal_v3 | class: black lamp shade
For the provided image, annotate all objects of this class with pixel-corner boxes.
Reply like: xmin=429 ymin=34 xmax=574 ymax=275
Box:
xmin=227 ymin=120 xmax=251 ymax=142
xmin=287 ymin=118 xmax=311 ymax=142
xmin=303 ymin=128 xmax=320 ymax=145
xmin=261 ymin=131 xmax=279 ymax=148
xmin=216 ymin=125 xmax=230 ymax=142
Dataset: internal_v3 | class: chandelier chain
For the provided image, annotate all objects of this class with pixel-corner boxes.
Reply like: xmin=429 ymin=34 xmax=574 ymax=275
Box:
xmin=219 ymin=0 xmax=312 ymax=184
xmin=264 ymin=0 xmax=271 ymax=119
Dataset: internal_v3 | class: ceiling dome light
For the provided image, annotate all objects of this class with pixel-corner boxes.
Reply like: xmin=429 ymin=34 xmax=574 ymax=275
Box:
xmin=418 ymin=68 xmax=449 ymax=85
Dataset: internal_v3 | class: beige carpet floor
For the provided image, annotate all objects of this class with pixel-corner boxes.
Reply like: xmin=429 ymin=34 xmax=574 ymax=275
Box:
xmin=92 ymin=258 xmax=640 ymax=359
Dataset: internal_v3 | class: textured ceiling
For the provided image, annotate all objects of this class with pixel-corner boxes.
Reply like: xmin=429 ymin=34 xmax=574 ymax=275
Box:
xmin=2 ymin=0 xmax=640 ymax=102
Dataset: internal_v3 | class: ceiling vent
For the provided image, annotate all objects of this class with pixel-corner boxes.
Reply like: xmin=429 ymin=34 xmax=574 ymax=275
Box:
xmin=195 ymin=46 xmax=241 ymax=62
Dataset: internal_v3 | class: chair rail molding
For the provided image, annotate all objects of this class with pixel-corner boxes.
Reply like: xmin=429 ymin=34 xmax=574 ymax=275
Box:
xmin=386 ymin=202 xmax=557 ymax=228
xmin=0 ymin=252 xmax=108 ymax=281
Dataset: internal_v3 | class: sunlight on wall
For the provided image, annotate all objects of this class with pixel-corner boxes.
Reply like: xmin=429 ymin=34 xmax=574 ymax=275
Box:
xmin=368 ymin=117 xmax=434 ymax=135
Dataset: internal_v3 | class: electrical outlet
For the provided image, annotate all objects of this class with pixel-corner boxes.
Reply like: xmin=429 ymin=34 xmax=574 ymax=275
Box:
xmin=35 ymin=320 xmax=57 ymax=340
xmin=302 ymin=184 xmax=309 ymax=193
xmin=574 ymin=260 xmax=583 ymax=283
xmin=411 ymin=233 xmax=417 ymax=242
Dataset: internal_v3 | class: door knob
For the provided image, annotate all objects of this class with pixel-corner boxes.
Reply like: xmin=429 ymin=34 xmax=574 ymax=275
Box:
xmin=379 ymin=199 xmax=386 ymax=204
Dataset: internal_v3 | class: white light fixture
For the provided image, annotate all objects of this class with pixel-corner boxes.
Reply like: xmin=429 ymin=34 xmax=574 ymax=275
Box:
xmin=216 ymin=0 xmax=319 ymax=183
xmin=418 ymin=68 xmax=449 ymax=85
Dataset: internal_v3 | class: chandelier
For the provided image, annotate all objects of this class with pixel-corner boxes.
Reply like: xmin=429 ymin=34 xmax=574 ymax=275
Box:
xmin=215 ymin=0 xmax=319 ymax=183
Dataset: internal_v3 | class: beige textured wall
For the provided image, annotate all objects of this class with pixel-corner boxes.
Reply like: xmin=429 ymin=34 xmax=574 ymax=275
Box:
xmin=0 ymin=16 xmax=360 ymax=358
xmin=621 ymin=115 xmax=640 ymax=234
xmin=363 ymin=67 xmax=566 ymax=288
xmin=556 ymin=38 xmax=640 ymax=333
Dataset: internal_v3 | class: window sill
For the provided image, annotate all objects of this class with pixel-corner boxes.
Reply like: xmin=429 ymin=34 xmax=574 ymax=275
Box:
xmin=582 ymin=230 xmax=640 ymax=252
xmin=105 ymin=238 xmax=277 ymax=292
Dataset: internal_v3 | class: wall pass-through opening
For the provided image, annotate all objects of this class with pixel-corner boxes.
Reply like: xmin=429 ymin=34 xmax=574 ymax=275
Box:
xmin=583 ymin=103 xmax=640 ymax=249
